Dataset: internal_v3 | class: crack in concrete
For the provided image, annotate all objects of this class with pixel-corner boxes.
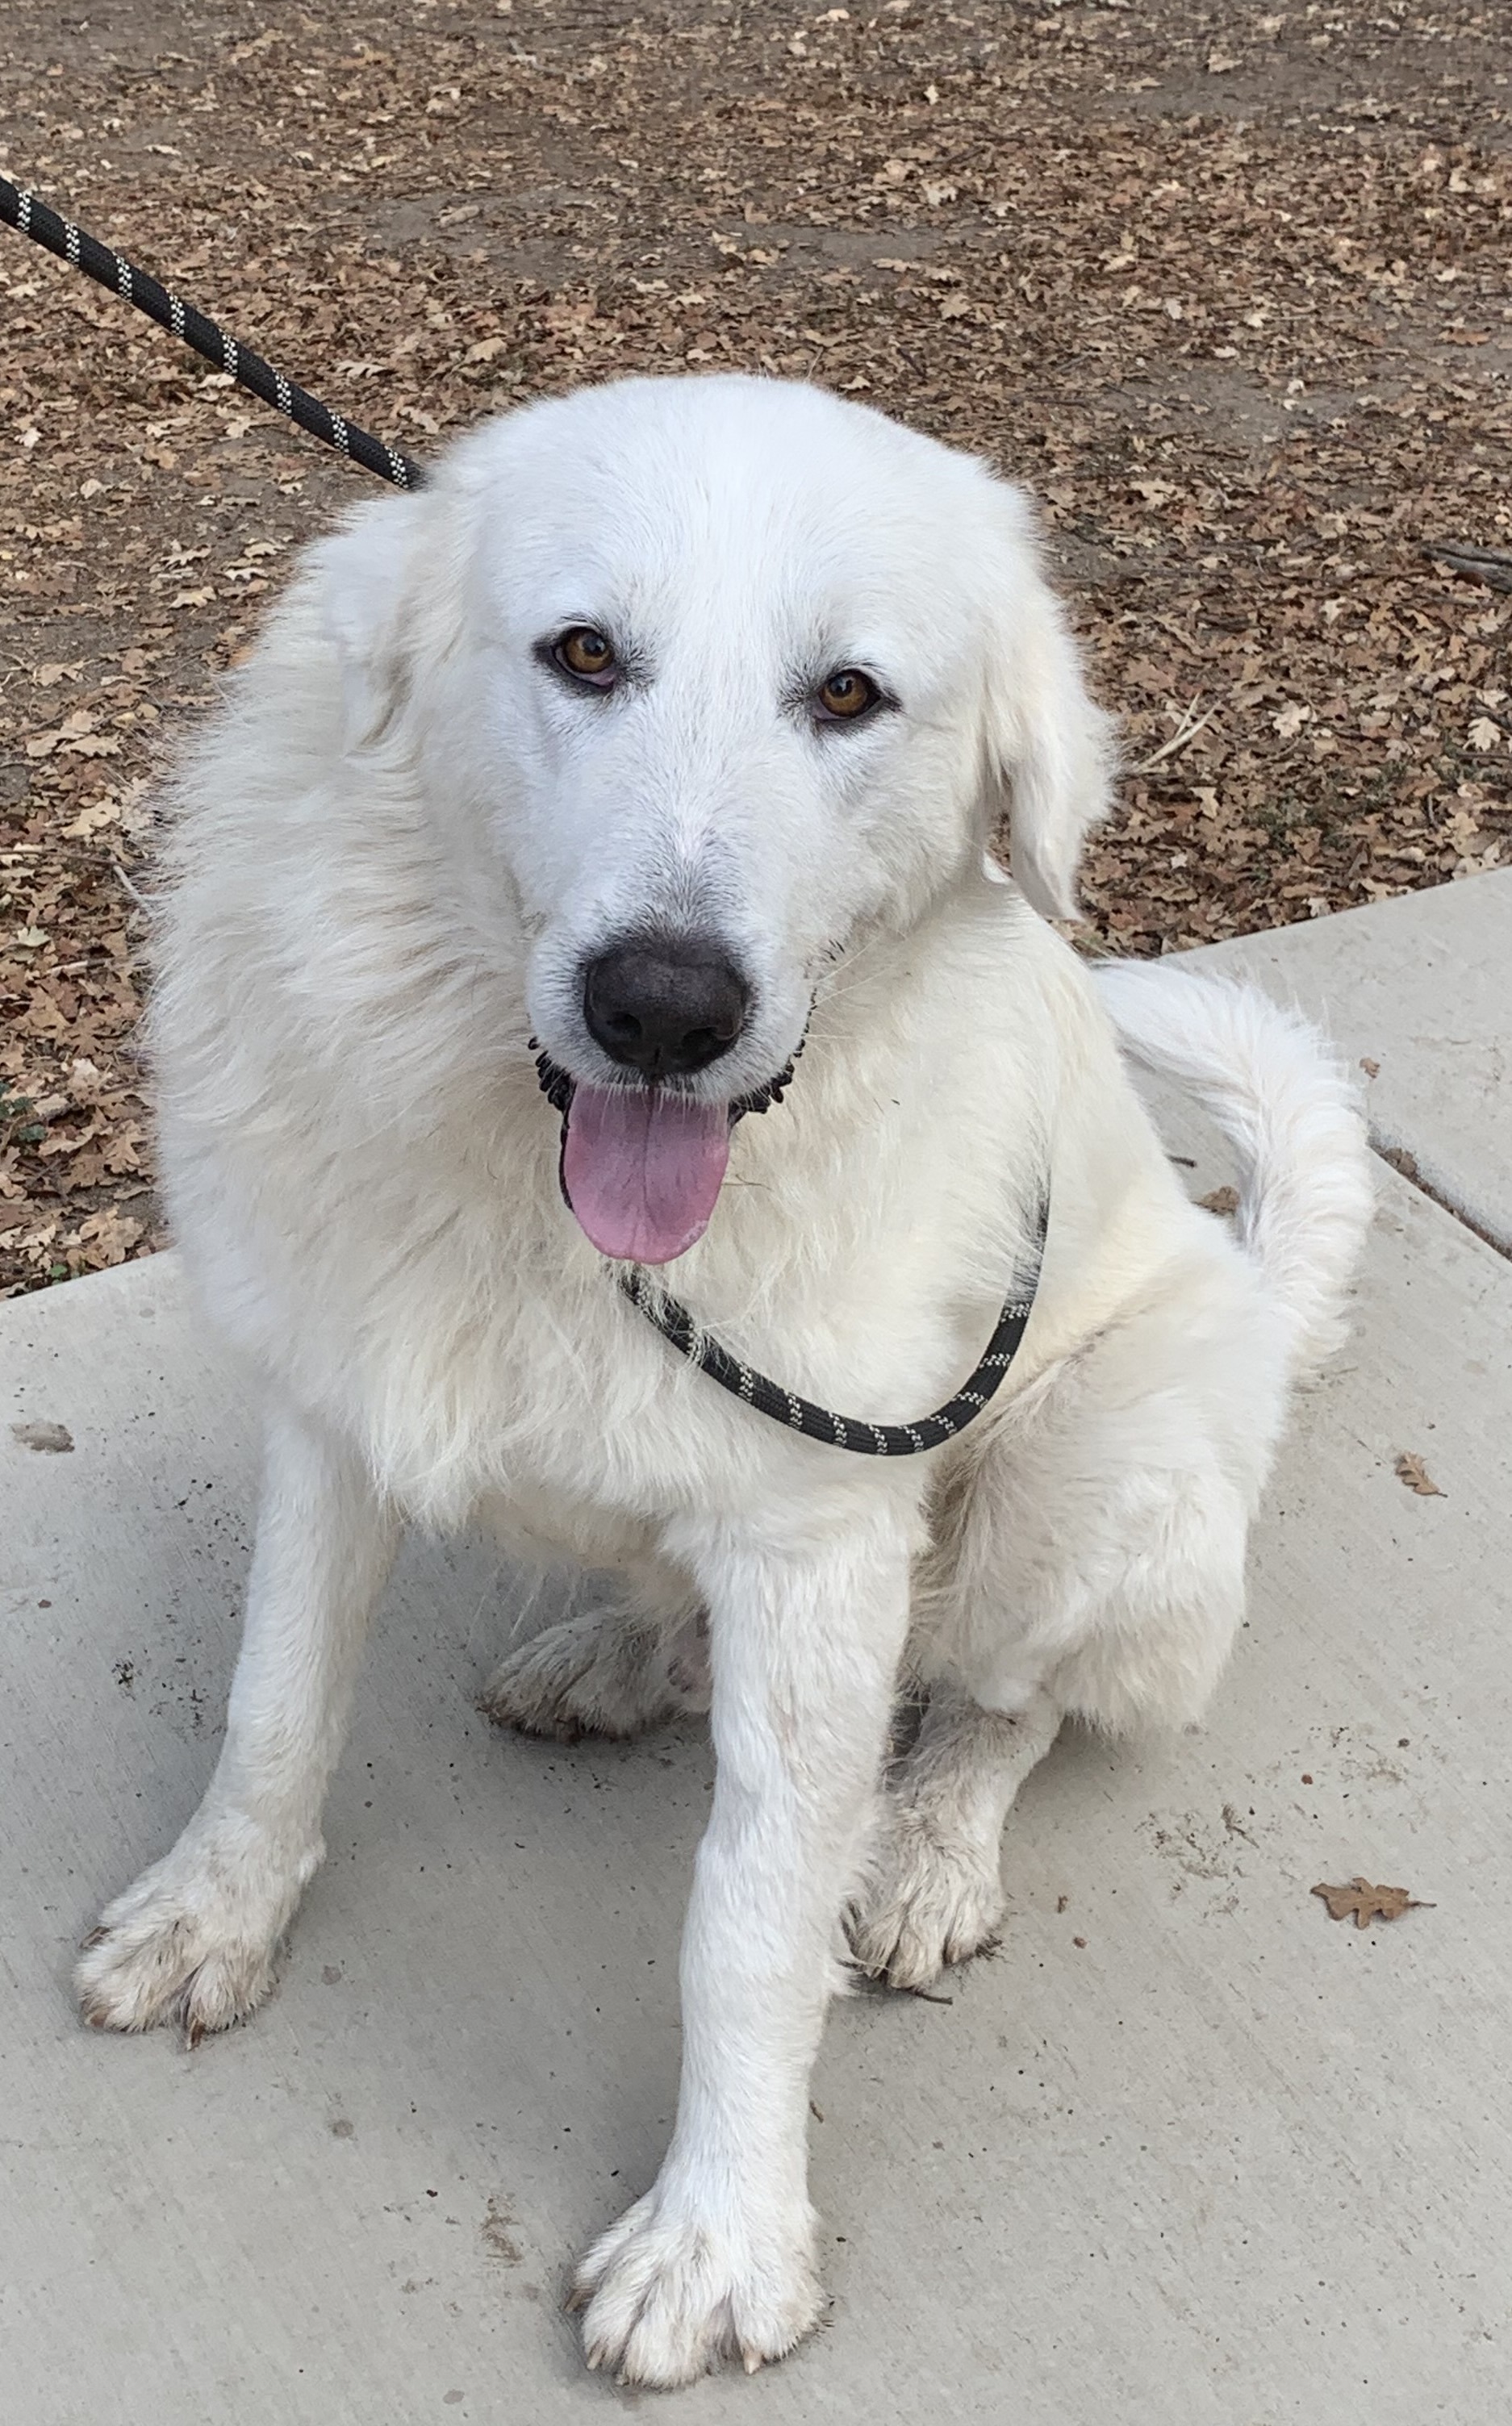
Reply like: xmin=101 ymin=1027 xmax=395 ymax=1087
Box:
xmin=1372 ymin=1137 xmax=1512 ymax=1264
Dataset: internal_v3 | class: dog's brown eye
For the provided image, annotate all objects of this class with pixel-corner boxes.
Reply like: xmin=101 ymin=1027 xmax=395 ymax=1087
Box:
xmin=556 ymin=628 xmax=618 ymax=684
xmin=816 ymin=668 xmax=879 ymax=721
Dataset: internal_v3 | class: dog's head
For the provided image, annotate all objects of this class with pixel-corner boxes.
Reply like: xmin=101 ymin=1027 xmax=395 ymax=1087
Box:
xmin=319 ymin=376 xmax=1111 ymax=1262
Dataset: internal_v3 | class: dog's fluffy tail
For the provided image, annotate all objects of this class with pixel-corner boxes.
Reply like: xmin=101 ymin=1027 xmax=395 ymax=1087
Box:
xmin=1095 ymin=962 xmax=1373 ymax=1372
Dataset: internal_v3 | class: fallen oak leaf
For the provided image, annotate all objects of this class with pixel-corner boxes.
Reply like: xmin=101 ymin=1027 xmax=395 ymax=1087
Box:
xmin=61 ymin=800 xmax=123 ymax=841
xmin=1312 ymin=1877 xmax=1433 ymax=1929
xmin=1395 ymin=1451 xmax=1445 ymax=1497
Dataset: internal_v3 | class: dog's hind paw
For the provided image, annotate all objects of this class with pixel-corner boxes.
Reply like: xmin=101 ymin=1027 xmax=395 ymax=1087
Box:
xmin=479 ymin=1605 xmax=708 ymax=1743
xmin=846 ymin=1808 xmax=1007 ymax=1991
xmin=571 ymin=2182 xmax=822 ymax=2386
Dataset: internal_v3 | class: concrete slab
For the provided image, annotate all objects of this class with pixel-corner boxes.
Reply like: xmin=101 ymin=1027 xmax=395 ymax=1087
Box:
xmin=4 ymin=1158 xmax=1510 ymax=2422
xmin=6 ymin=874 xmax=1512 ymax=2418
xmin=1176 ymin=870 xmax=1512 ymax=1247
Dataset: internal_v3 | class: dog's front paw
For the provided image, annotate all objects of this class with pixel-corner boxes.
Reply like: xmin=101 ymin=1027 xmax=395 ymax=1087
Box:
xmin=76 ymin=1828 xmax=314 ymax=2044
xmin=570 ymin=2182 xmax=822 ymax=2386
xmin=847 ymin=1806 xmax=1006 ymax=1990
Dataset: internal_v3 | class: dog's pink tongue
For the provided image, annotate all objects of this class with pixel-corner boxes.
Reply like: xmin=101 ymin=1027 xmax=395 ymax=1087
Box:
xmin=562 ymin=1085 xmax=731 ymax=1263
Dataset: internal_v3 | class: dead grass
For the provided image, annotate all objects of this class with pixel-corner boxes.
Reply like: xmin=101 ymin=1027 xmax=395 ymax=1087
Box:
xmin=2 ymin=0 xmax=1508 ymax=1294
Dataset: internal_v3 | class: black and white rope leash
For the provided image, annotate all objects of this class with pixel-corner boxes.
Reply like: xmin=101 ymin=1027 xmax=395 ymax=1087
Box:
xmin=3 ymin=169 xmax=1049 ymax=1455
xmin=619 ymin=1199 xmax=1047 ymax=1456
xmin=0 ymin=173 xmax=424 ymax=490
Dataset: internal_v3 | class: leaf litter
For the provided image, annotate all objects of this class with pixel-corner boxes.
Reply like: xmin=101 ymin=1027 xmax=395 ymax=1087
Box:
xmin=2 ymin=0 xmax=1507 ymax=1297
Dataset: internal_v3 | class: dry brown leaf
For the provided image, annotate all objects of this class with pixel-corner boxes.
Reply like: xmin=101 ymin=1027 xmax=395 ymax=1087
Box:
xmin=1312 ymin=1877 xmax=1432 ymax=1929
xmin=1394 ymin=1451 xmax=1446 ymax=1497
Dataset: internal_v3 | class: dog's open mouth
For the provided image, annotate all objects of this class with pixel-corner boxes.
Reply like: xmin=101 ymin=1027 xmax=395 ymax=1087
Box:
xmin=532 ymin=1051 xmax=797 ymax=1266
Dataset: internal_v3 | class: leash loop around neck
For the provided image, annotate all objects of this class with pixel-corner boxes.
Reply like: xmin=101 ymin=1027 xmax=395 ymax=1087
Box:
xmin=617 ymin=1198 xmax=1049 ymax=1456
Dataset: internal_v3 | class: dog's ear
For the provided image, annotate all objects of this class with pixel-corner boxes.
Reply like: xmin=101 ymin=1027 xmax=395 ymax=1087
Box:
xmin=315 ymin=495 xmax=428 ymax=751
xmin=978 ymin=483 xmax=1116 ymax=921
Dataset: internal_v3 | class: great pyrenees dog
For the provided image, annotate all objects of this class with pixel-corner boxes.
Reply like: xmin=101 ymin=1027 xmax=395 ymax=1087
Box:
xmin=77 ymin=375 xmax=1371 ymax=2386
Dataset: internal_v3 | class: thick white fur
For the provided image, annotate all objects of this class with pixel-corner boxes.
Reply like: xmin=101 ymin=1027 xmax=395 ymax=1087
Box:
xmin=76 ymin=377 xmax=1372 ymax=2386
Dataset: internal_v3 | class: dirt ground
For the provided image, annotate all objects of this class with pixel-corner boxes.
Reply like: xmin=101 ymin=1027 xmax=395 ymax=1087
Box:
xmin=2 ymin=0 xmax=1509 ymax=1294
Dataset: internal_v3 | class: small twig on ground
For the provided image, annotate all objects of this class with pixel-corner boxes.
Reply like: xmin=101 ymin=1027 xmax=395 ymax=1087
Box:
xmin=1131 ymin=695 xmax=1219 ymax=775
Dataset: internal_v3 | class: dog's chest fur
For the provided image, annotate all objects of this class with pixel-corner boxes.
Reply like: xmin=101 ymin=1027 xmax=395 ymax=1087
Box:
xmin=157 ymin=794 xmax=1154 ymax=1554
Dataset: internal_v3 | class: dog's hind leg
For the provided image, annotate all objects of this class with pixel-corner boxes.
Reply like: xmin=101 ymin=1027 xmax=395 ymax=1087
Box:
xmin=846 ymin=1685 xmax=1061 ymax=1990
xmin=851 ymin=1276 xmax=1268 ymax=1992
xmin=479 ymin=1583 xmax=708 ymax=1743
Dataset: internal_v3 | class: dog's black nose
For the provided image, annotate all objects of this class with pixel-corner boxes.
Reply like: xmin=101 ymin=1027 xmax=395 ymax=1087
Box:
xmin=583 ymin=939 xmax=750 ymax=1079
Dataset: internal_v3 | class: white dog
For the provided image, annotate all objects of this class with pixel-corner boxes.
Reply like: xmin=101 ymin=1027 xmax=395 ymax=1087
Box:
xmin=77 ymin=376 xmax=1372 ymax=2386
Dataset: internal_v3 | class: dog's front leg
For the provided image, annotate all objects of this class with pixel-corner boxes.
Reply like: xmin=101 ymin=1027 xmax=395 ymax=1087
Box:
xmin=77 ymin=1402 xmax=399 ymax=2041
xmin=573 ymin=1500 xmax=914 ymax=2386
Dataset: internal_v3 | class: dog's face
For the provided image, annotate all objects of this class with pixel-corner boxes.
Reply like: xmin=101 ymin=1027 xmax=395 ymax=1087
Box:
xmin=324 ymin=377 xmax=1109 ymax=1260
